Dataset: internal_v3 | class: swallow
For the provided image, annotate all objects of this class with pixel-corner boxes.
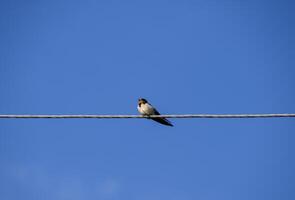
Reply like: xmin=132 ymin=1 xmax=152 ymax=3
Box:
xmin=137 ymin=98 xmax=173 ymax=127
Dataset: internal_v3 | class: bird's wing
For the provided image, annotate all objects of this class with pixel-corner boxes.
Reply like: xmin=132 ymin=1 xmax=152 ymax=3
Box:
xmin=153 ymin=108 xmax=161 ymax=115
xmin=151 ymin=117 xmax=173 ymax=126
xmin=151 ymin=107 xmax=173 ymax=126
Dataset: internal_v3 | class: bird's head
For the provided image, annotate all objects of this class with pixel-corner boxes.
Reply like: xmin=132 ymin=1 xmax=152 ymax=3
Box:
xmin=138 ymin=98 xmax=148 ymax=105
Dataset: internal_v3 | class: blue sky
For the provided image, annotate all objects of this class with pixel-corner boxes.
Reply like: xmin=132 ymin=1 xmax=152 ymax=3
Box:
xmin=0 ymin=0 xmax=294 ymax=199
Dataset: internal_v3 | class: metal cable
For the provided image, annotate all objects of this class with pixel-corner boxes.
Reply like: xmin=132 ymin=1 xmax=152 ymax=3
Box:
xmin=0 ymin=114 xmax=295 ymax=119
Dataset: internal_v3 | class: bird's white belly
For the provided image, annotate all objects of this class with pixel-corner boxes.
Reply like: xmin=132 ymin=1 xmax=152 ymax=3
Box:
xmin=138 ymin=103 xmax=154 ymax=115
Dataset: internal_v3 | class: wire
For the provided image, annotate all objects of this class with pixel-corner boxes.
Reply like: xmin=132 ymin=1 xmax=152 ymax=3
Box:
xmin=0 ymin=114 xmax=295 ymax=119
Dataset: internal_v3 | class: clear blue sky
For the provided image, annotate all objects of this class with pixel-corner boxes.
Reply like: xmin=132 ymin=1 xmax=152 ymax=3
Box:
xmin=0 ymin=0 xmax=294 ymax=199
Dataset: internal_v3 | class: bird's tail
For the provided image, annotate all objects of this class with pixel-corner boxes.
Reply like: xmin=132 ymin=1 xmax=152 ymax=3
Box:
xmin=151 ymin=117 xmax=173 ymax=127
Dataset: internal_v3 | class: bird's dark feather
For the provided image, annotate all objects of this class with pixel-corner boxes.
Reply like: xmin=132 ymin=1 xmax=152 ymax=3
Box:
xmin=151 ymin=118 xmax=173 ymax=126
xmin=151 ymin=108 xmax=173 ymax=126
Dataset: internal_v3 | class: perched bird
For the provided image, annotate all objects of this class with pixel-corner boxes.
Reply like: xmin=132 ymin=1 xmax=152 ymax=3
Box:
xmin=137 ymin=98 xmax=173 ymax=127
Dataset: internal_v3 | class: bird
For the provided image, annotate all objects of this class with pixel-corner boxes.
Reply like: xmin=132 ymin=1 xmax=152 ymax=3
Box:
xmin=137 ymin=98 xmax=173 ymax=127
